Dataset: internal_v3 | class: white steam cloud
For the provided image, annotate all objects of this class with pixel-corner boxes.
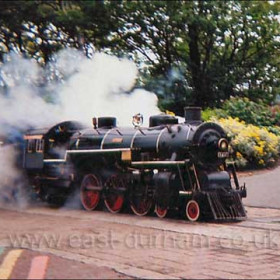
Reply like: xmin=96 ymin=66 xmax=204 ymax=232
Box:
xmin=56 ymin=50 xmax=161 ymax=126
xmin=0 ymin=145 xmax=28 ymax=208
xmin=0 ymin=49 xmax=160 ymax=128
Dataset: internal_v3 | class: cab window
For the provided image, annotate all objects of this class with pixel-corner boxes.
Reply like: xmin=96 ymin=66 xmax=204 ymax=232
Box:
xmin=36 ymin=139 xmax=44 ymax=152
xmin=27 ymin=140 xmax=36 ymax=153
xmin=27 ymin=139 xmax=44 ymax=153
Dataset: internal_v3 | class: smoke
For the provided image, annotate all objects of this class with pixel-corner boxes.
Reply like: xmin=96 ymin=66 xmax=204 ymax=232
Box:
xmin=0 ymin=49 xmax=161 ymax=128
xmin=0 ymin=48 xmax=161 ymax=207
xmin=0 ymin=144 xmax=28 ymax=208
xmin=55 ymin=50 xmax=161 ymax=126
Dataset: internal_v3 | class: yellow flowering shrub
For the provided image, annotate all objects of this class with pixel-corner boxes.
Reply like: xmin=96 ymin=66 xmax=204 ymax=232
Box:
xmin=212 ymin=117 xmax=280 ymax=168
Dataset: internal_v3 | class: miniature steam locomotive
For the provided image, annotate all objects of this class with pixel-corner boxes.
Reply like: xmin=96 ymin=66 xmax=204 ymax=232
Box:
xmin=22 ymin=107 xmax=246 ymax=221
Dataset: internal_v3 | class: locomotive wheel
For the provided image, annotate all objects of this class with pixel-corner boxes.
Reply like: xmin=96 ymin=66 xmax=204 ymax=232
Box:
xmin=155 ymin=204 xmax=168 ymax=218
xmin=104 ymin=175 xmax=125 ymax=214
xmin=130 ymin=185 xmax=153 ymax=216
xmin=80 ymin=174 xmax=101 ymax=211
xmin=186 ymin=200 xmax=200 ymax=222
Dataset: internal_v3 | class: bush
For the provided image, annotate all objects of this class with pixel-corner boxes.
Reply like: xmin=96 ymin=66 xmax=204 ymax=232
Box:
xmin=203 ymin=97 xmax=280 ymax=127
xmin=212 ymin=117 xmax=280 ymax=168
xmin=222 ymin=97 xmax=280 ymax=127
xmin=201 ymin=108 xmax=227 ymax=121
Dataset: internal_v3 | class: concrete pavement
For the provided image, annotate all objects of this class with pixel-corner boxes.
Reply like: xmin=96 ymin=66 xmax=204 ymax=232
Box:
xmin=241 ymin=166 xmax=280 ymax=208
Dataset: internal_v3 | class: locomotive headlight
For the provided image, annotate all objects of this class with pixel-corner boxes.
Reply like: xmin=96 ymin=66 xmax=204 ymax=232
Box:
xmin=218 ymin=138 xmax=228 ymax=151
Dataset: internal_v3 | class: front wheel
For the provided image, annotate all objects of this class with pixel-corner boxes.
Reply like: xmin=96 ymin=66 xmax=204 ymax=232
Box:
xmin=186 ymin=200 xmax=200 ymax=222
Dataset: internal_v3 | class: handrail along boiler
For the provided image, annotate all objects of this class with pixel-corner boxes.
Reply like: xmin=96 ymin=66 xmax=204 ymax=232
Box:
xmin=23 ymin=107 xmax=247 ymax=221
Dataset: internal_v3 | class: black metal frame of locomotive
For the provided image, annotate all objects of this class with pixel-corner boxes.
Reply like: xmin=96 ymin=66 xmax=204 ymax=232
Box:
xmin=23 ymin=107 xmax=247 ymax=221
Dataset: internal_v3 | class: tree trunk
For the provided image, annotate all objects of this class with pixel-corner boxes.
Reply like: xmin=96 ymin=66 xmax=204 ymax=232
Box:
xmin=188 ymin=22 xmax=213 ymax=107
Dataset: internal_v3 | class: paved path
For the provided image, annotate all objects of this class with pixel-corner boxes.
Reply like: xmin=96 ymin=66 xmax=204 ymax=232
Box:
xmin=1 ymin=206 xmax=280 ymax=279
xmin=241 ymin=166 xmax=280 ymax=209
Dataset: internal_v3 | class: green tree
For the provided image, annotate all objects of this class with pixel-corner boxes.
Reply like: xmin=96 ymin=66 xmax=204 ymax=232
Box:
xmin=0 ymin=1 xmax=64 ymax=63
xmin=0 ymin=1 xmax=115 ymax=63
xmin=108 ymin=1 xmax=280 ymax=110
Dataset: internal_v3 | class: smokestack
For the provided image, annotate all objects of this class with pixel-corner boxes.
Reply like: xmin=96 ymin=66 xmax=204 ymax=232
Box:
xmin=184 ymin=107 xmax=202 ymax=122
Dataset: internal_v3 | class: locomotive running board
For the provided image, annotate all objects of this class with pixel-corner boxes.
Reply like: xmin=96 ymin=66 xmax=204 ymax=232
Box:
xmin=131 ymin=160 xmax=189 ymax=168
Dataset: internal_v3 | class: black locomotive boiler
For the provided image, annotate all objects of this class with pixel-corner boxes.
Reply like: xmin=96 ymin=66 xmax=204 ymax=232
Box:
xmin=23 ymin=107 xmax=247 ymax=221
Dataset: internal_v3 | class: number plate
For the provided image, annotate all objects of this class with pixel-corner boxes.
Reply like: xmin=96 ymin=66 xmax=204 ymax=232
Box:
xmin=217 ymin=151 xmax=229 ymax=158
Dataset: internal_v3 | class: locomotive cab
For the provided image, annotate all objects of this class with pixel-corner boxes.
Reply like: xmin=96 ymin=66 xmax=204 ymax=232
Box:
xmin=23 ymin=121 xmax=84 ymax=168
xmin=23 ymin=129 xmax=47 ymax=169
xmin=23 ymin=121 xmax=85 ymax=204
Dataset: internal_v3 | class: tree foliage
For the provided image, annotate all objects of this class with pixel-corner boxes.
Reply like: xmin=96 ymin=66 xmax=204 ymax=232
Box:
xmin=0 ymin=0 xmax=280 ymax=113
